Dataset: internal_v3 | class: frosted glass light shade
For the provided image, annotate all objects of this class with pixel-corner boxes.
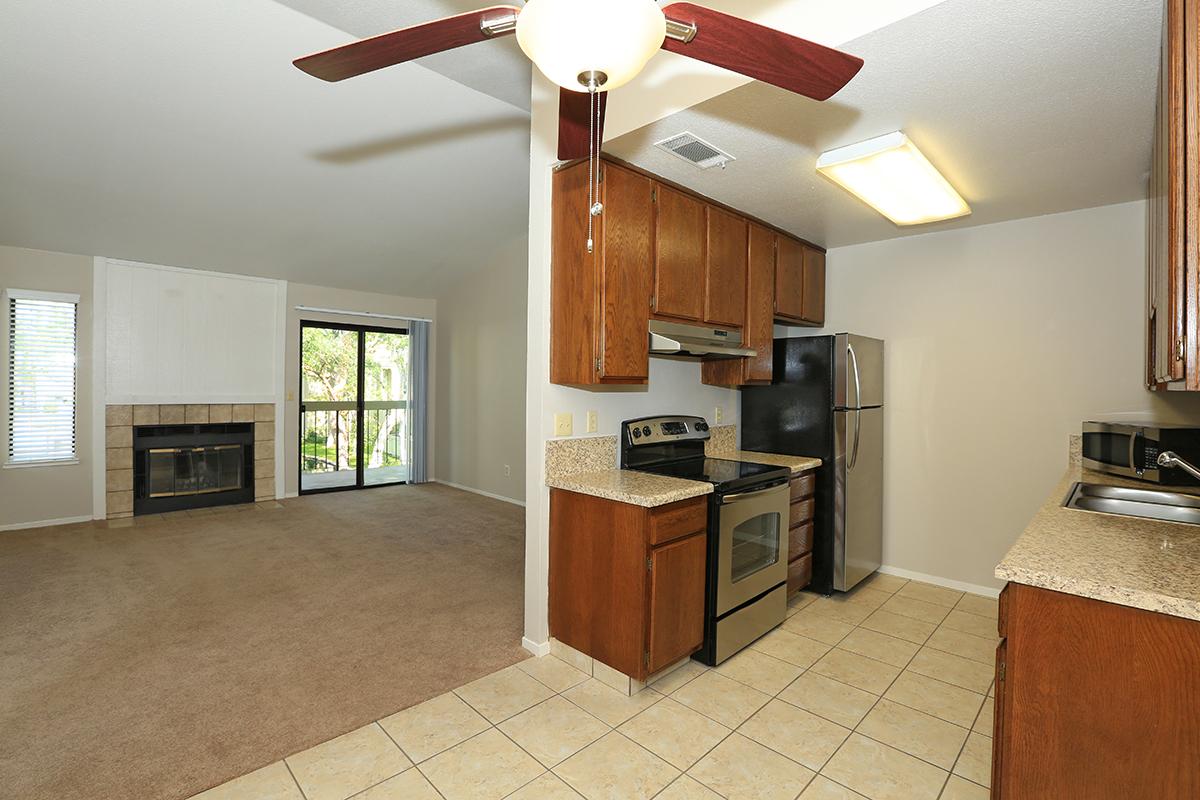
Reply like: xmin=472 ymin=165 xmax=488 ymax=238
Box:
xmin=816 ymin=132 xmax=970 ymax=225
xmin=516 ymin=0 xmax=666 ymax=92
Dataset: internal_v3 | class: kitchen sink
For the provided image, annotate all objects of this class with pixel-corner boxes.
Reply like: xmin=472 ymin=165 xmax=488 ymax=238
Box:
xmin=1063 ymin=482 xmax=1200 ymax=526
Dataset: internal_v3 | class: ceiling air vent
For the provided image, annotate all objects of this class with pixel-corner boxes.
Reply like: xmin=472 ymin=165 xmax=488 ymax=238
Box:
xmin=654 ymin=132 xmax=735 ymax=170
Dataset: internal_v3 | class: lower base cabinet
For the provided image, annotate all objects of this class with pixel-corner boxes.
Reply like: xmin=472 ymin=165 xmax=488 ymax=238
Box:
xmin=994 ymin=583 xmax=1200 ymax=798
xmin=786 ymin=469 xmax=817 ymax=596
xmin=549 ymin=490 xmax=707 ymax=681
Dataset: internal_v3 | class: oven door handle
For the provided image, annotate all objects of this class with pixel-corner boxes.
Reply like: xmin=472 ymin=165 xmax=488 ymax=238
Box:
xmin=720 ymin=480 xmax=789 ymax=504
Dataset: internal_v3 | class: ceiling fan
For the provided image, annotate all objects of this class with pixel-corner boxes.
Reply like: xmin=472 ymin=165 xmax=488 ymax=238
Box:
xmin=292 ymin=0 xmax=865 ymax=161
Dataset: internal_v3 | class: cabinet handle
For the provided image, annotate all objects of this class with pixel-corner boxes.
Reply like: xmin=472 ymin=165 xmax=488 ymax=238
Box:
xmin=1177 ymin=337 xmax=1187 ymax=362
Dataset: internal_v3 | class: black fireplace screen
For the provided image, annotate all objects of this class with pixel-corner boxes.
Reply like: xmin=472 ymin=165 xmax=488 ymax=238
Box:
xmin=147 ymin=445 xmax=244 ymax=497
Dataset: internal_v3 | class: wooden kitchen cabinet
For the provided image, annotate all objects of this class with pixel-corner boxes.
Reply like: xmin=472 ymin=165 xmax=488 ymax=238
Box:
xmin=704 ymin=206 xmax=748 ymax=328
xmin=550 ymin=160 xmax=653 ymax=385
xmin=1148 ymin=0 xmax=1200 ymax=389
xmin=785 ymin=469 xmax=816 ymax=595
xmin=702 ymin=223 xmax=776 ymax=386
xmin=993 ymin=582 xmax=1200 ymax=798
xmin=653 ymin=183 xmax=707 ymax=322
xmin=775 ymin=235 xmax=825 ymax=326
xmin=549 ymin=490 xmax=708 ymax=680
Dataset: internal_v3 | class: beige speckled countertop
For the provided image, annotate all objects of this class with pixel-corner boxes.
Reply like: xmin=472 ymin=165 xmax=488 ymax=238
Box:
xmin=996 ymin=464 xmax=1200 ymax=621
xmin=546 ymin=469 xmax=712 ymax=507
xmin=714 ymin=451 xmax=822 ymax=475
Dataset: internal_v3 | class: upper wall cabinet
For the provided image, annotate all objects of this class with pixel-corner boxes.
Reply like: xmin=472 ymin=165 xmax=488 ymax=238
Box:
xmin=551 ymin=157 xmax=826 ymax=388
xmin=653 ymin=184 xmax=707 ymax=322
xmin=551 ymin=160 xmax=653 ymax=386
xmin=702 ymin=223 xmax=776 ymax=386
xmin=1149 ymin=0 xmax=1199 ymax=389
xmin=705 ymin=206 xmax=749 ymax=329
xmin=775 ymin=236 xmax=825 ymax=326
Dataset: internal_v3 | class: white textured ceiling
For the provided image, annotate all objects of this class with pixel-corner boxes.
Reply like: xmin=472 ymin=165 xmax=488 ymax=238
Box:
xmin=0 ymin=0 xmax=530 ymax=296
xmin=607 ymin=0 xmax=1163 ymax=248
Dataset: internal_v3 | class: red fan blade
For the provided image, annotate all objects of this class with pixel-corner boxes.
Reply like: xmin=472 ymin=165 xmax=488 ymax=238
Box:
xmin=294 ymin=6 xmax=521 ymax=82
xmin=660 ymin=2 xmax=863 ymax=101
xmin=557 ymin=88 xmax=608 ymax=161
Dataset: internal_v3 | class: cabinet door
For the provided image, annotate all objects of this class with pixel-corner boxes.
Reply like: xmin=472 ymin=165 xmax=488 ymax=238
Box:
xmin=704 ymin=206 xmax=748 ymax=328
xmin=599 ymin=164 xmax=654 ymax=382
xmin=745 ymin=224 xmax=776 ymax=382
xmin=647 ymin=533 xmax=706 ymax=674
xmin=775 ymin=235 xmax=805 ymax=321
xmin=802 ymin=247 xmax=826 ymax=325
xmin=653 ymin=184 xmax=706 ymax=321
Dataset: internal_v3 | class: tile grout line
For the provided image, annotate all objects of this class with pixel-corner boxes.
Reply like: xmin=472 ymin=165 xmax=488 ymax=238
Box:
xmin=281 ymin=759 xmax=310 ymax=800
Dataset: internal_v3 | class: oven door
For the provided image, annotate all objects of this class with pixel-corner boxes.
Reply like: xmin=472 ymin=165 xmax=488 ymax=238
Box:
xmin=1082 ymin=422 xmax=1160 ymax=481
xmin=715 ymin=481 xmax=790 ymax=616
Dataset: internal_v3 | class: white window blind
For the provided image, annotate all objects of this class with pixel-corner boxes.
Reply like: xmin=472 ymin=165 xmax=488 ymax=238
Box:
xmin=7 ymin=290 xmax=79 ymax=464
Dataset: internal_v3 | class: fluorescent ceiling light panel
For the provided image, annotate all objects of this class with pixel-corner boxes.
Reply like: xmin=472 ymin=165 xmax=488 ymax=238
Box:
xmin=816 ymin=132 xmax=970 ymax=225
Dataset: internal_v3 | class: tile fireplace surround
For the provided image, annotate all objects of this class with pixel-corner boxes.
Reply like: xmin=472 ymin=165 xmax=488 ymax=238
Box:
xmin=104 ymin=404 xmax=276 ymax=519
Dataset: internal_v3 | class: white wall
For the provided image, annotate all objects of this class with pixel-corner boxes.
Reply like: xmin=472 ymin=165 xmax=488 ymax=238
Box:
xmin=434 ymin=238 xmax=528 ymax=503
xmin=784 ymin=200 xmax=1200 ymax=590
xmin=0 ymin=246 xmax=95 ymax=529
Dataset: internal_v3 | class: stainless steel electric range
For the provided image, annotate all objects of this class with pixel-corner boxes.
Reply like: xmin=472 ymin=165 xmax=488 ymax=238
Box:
xmin=621 ymin=415 xmax=791 ymax=665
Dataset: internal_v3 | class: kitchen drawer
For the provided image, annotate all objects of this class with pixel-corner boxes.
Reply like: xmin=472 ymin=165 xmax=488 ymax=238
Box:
xmin=788 ymin=522 xmax=813 ymax=558
xmin=789 ymin=471 xmax=816 ymax=500
xmin=787 ymin=553 xmax=813 ymax=594
xmin=649 ymin=497 xmax=707 ymax=545
xmin=789 ymin=497 xmax=815 ymax=527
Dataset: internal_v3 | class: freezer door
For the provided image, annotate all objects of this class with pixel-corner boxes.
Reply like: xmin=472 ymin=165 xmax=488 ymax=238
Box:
xmin=833 ymin=407 xmax=884 ymax=591
xmin=834 ymin=334 xmax=885 ymax=409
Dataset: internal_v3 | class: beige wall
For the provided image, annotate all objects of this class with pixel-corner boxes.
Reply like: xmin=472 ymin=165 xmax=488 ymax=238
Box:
xmin=434 ymin=239 xmax=527 ymax=503
xmin=0 ymin=246 xmax=94 ymax=528
xmin=283 ymin=282 xmax=437 ymax=497
xmin=786 ymin=200 xmax=1200 ymax=590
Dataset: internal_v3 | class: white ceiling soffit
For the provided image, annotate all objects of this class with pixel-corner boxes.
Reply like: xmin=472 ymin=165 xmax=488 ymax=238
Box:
xmin=0 ymin=0 xmax=530 ymax=296
xmin=606 ymin=0 xmax=1163 ymax=248
xmin=276 ymin=0 xmax=535 ymax=111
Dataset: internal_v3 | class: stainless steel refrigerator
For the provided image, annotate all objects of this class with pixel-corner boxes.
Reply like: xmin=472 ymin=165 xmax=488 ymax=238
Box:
xmin=741 ymin=334 xmax=884 ymax=594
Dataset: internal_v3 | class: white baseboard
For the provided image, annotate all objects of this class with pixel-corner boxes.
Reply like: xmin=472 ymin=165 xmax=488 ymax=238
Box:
xmin=0 ymin=514 xmax=93 ymax=532
xmin=878 ymin=564 xmax=1002 ymax=599
xmin=522 ymin=637 xmax=550 ymax=656
xmin=435 ymin=480 xmax=525 ymax=507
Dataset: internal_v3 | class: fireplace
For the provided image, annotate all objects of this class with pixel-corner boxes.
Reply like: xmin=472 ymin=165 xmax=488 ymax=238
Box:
xmin=133 ymin=423 xmax=255 ymax=514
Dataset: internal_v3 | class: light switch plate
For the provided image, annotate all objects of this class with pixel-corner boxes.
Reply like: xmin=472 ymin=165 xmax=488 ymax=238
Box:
xmin=586 ymin=410 xmax=598 ymax=433
xmin=714 ymin=407 xmax=724 ymax=423
xmin=554 ymin=412 xmax=573 ymax=437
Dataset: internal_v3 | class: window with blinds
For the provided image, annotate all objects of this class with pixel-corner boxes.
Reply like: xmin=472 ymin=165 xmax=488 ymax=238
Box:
xmin=6 ymin=290 xmax=79 ymax=464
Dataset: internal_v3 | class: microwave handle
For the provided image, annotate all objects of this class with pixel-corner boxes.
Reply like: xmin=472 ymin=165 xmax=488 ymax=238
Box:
xmin=1130 ymin=431 xmax=1144 ymax=474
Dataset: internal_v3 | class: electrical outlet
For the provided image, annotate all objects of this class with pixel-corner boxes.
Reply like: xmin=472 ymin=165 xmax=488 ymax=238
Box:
xmin=586 ymin=410 xmax=598 ymax=433
xmin=504 ymin=464 xmax=511 ymax=477
xmin=714 ymin=407 xmax=724 ymax=424
xmin=286 ymin=390 xmax=295 ymax=402
xmin=554 ymin=412 xmax=573 ymax=437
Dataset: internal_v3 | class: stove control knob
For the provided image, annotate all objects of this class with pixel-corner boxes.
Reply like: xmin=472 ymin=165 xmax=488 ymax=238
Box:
xmin=642 ymin=425 xmax=652 ymax=437
xmin=696 ymin=421 xmax=709 ymax=431
xmin=631 ymin=427 xmax=641 ymax=439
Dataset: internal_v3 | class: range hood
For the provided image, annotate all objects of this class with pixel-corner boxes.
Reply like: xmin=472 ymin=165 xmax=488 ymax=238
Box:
xmin=648 ymin=320 xmax=756 ymax=359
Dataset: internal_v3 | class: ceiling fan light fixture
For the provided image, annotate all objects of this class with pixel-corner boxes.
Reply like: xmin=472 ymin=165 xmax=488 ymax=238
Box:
xmin=516 ymin=0 xmax=666 ymax=92
xmin=816 ymin=132 xmax=970 ymax=226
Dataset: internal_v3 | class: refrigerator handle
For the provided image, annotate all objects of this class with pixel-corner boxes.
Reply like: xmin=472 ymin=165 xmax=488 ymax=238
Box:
xmin=848 ymin=341 xmax=862 ymax=410
xmin=849 ymin=408 xmax=861 ymax=471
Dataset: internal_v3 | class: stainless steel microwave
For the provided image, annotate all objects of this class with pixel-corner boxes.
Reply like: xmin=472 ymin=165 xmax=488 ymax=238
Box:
xmin=1082 ymin=422 xmax=1200 ymax=486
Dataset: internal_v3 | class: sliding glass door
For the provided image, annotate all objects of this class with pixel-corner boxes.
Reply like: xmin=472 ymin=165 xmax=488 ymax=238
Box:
xmin=300 ymin=322 xmax=410 ymax=493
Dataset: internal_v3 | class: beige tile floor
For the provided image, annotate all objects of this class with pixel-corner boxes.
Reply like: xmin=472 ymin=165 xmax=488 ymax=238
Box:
xmin=190 ymin=575 xmax=998 ymax=800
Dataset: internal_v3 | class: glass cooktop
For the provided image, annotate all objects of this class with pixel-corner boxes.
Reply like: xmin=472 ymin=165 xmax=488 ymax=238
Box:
xmin=632 ymin=457 xmax=790 ymax=493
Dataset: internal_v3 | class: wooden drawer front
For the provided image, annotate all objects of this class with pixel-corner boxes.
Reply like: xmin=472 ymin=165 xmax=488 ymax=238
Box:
xmin=788 ymin=522 xmax=814 ymax=559
xmin=649 ymin=498 xmax=708 ymax=545
xmin=789 ymin=471 xmax=816 ymax=500
xmin=787 ymin=553 xmax=813 ymax=594
xmin=789 ymin=497 xmax=815 ymax=527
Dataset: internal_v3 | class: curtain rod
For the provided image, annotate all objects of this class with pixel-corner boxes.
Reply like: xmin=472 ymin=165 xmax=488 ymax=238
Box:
xmin=294 ymin=305 xmax=432 ymax=323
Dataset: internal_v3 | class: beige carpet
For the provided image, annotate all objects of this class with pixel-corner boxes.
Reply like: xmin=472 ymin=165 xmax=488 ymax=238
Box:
xmin=0 ymin=484 xmax=528 ymax=800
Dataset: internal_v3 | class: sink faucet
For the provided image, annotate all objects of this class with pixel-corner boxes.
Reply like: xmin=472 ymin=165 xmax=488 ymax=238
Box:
xmin=1157 ymin=451 xmax=1200 ymax=482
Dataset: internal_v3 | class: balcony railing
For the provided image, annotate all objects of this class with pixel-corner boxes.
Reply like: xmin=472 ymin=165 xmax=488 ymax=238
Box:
xmin=301 ymin=401 xmax=409 ymax=484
